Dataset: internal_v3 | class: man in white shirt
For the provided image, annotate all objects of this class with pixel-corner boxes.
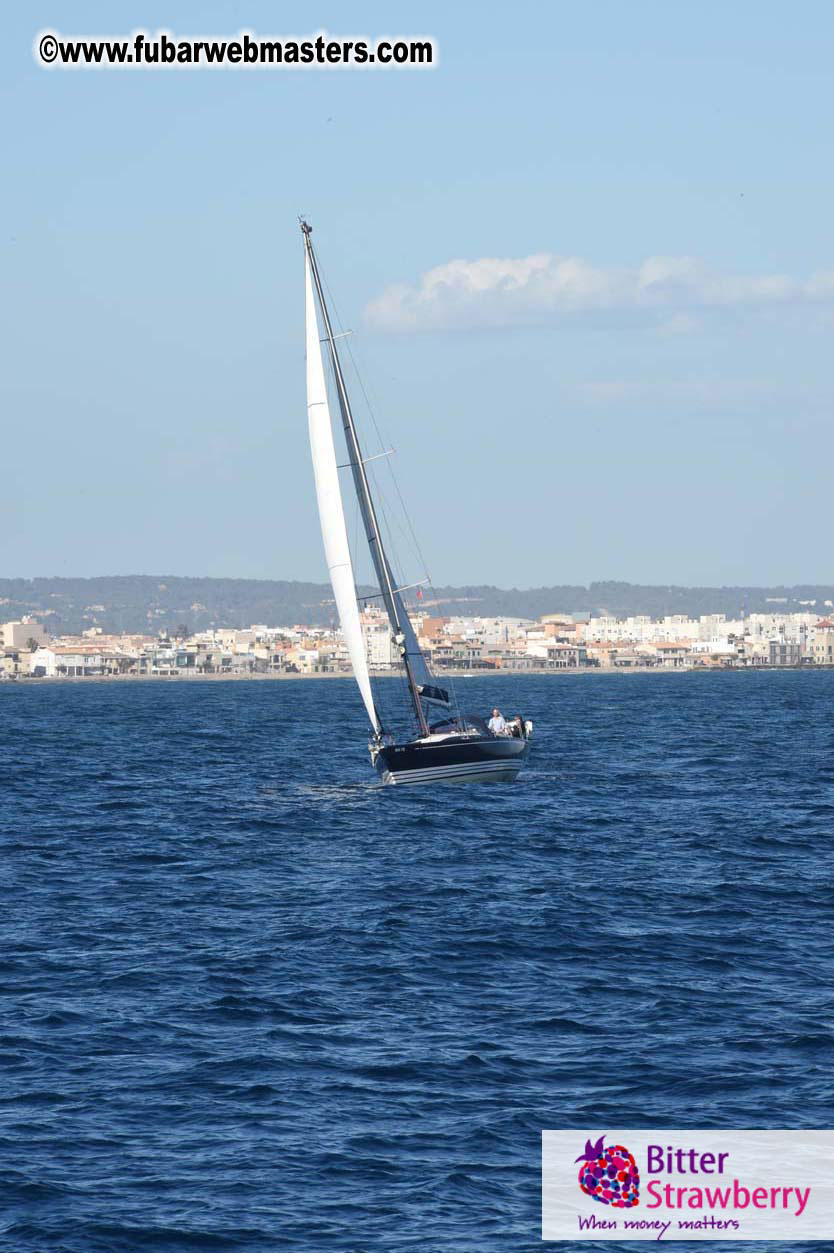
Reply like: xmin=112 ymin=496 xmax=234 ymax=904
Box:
xmin=488 ymin=708 xmax=506 ymax=735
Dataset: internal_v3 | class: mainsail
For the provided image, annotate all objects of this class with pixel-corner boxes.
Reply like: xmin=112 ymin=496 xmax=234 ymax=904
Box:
xmin=302 ymin=223 xmax=448 ymax=737
xmin=305 ymin=251 xmax=380 ymax=734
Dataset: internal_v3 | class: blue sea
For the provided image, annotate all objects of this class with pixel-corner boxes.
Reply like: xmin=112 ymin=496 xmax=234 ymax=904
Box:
xmin=2 ymin=671 xmax=833 ymax=1252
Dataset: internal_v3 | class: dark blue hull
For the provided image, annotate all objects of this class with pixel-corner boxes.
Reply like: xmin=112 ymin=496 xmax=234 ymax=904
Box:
xmin=375 ymin=733 xmax=529 ymax=785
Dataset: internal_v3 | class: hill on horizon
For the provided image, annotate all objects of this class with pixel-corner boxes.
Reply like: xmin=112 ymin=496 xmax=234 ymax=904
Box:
xmin=1 ymin=575 xmax=832 ymax=636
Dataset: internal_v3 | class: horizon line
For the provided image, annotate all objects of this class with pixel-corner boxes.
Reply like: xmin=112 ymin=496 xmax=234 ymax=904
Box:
xmin=2 ymin=573 xmax=834 ymax=593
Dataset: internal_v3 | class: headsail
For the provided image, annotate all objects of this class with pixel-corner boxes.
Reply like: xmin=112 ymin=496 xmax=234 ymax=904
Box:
xmin=305 ymin=252 xmax=380 ymax=734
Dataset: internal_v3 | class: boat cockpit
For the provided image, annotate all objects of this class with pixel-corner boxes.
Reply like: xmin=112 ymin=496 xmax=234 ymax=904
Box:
xmin=426 ymin=713 xmax=529 ymax=742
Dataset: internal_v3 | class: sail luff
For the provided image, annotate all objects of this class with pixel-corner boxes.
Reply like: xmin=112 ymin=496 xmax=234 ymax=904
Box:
xmin=305 ymin=252 xmax=380 ymax=734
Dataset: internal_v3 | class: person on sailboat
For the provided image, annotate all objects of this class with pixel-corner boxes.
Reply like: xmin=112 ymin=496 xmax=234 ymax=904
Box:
xmin=488 ymin=709 xmax=507 ymax=735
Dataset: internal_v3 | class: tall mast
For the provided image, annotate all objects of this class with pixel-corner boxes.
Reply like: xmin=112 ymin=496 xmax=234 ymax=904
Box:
xmin=301 ymin=221 xmax=429 ymax=737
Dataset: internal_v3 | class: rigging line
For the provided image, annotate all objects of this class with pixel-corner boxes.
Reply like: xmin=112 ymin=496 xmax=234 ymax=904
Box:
xmin=322 ymin=286 xmax=401 ymax=631
xmin=337 ymin=448 xmax=394 ymax=470
xmin=325 ymin=303 xmax=430 ymax=596
xmin=371 ymin=468 xmax=430 ymax=574
xmin=359 ymin=580 xmax=429 ymax=603
xmin=367 ymin=449 xmax=459 ymax=697
xmin=310 ymin=235 xmax=428 ymax=736
xmin=320 ymin=260 xmax=435 ymax=602
xmin=317 ymin=248 xmax=456 ymax=721
xmin=341 ymin=332 xmax=434 ymax=581
xmin=352 ymin=494 xmax=362 ymax=585
xmin=351 ymin=490 xmax=366 ymax=650
xmin=321 ymin=272 xmax=395 ymax=468
xmin=364 ymin=444 xmax=431 ymax=587
xmin=368 ymin=475 xmax=415 ymax=623
xmin=366 ymin=455 xmax=459 ymax=714
xmin=320 ymin=263 xmax=431 ymax=579
xmin=357 ymin=394 xmax=461 ymax=720
xmin=319 ymin=268 xmax=379 ymax=431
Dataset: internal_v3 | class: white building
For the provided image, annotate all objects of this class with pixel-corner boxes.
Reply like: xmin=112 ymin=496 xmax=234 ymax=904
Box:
xmin=30 ymin=646 xmax=105 ymax=677
xmin=361 ymin=608 xmax=396 ymax=667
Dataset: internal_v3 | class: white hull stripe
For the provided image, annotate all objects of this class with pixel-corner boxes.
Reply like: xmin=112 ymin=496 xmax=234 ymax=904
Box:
xmin=381 ymin=759 xmax=524 ymax=786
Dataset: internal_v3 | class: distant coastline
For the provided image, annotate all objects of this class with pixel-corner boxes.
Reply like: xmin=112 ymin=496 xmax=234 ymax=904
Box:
xmin=1 ymin=665 xmax=824 ymax=689
xmin=2 ymin=574 xmax=833 ymax=636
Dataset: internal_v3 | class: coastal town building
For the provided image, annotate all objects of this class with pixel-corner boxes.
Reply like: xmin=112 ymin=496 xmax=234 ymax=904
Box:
xmin=30 ymin=645 xmax=109 ymax=678
xmin=361 ymin=608 xmax=398 ymax=668
xmin=2 ymin=618 xmax=47 ymax=650
xmin=811 ymin=620 xmax=834 ymax=666
xmin=4 ymin=609 xmax=834 ymax=681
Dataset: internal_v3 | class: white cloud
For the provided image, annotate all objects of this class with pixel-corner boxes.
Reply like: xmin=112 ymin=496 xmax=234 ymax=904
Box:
xmin=363 ymin=252 xmax=834 ymax=332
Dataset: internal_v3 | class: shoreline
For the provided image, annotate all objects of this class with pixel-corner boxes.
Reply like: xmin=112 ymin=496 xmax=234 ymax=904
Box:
xmin=1 ymin=665 xmax=828 ymax=689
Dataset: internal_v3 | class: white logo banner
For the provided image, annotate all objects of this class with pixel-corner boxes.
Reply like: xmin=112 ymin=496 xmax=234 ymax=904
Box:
xmin=542 ymin=1130 xmax=834 ymax=1240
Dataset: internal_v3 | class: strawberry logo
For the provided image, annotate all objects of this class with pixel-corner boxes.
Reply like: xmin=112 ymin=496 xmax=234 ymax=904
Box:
xmin=576 ymin=1135 xmax=639 ymax=1207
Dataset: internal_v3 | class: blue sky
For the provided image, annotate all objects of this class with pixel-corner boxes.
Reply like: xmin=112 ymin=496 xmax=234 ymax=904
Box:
xmin=3 ymin=2 xmax=834 ymax=587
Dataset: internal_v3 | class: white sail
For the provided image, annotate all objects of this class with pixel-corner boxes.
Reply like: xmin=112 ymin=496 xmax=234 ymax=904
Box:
xmin=305 ymin=253 xmax=380 ymax=734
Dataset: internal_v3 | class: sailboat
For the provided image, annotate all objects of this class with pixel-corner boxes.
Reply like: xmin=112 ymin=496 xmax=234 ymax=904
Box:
xmin=302 ymin=220 xmax=531 ymax=784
